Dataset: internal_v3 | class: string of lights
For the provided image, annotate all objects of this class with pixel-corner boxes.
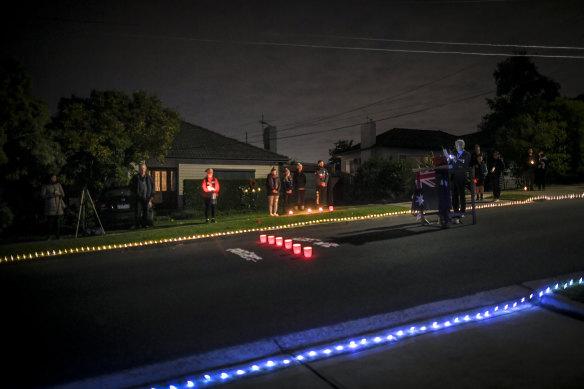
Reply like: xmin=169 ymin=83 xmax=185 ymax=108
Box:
xmin=2 ymin=193 xmax=583 ymax=264
xmin=146 ymin=275 xmax=584 ymax=389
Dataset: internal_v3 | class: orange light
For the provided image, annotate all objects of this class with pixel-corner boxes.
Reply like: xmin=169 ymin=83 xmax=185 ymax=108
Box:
xmin=307 ymin=208 xmax=312 ymax=213
xmin=289 ymin=210 xmax=293 ymax=215
xmin=318 ymin=207 xmax=323 ymax=212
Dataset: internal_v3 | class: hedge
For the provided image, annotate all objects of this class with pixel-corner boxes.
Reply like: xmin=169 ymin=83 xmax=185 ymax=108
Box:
xmin=183 ymin=178 xmax=270 ymax=214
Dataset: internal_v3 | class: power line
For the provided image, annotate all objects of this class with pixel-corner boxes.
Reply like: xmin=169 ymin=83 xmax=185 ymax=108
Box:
xmin=325 ymin=35 xmax=584 ymax=51
xmin=275 ymin=89 xmax=494 ymax=141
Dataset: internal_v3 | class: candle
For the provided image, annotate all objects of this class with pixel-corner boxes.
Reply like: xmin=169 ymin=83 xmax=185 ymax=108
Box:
xmin=284 ymin=239 xmax=293 ymax=249
xmin=293 ymin=243 xmax=302 ymax=255
xmin=259 ymin=234 xmax=267 ymax=243
xmin=303 ymin=246 xmax=313 ymax=258
xmin=268 ymin=235 xmax=275 ymax=245
xmin=276 ymin=237 xmax=283 ymax=247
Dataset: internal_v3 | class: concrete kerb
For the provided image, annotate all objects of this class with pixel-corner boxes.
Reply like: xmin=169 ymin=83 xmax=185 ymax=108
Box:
xmin=48 ymin=277 xmax=579 ymax=389
xmin=522 ymin=271 xmax=584 ymax=318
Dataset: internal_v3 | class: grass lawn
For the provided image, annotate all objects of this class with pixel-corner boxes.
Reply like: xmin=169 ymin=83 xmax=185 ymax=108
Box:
xmin=0 ymin=204 xmax=410 ymax=261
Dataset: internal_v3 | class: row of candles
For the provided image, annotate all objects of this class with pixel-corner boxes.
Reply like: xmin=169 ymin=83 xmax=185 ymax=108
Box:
xmin=259 ymin=234 xmax=313 ymax=258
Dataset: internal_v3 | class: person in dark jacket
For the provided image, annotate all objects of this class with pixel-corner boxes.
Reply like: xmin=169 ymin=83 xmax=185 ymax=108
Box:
xmin=282 ymin=168 xmax=294 ymax=214
xmin=201 ymin=168 xmax=220 ymax=223
xmin=314 ymin=160 xmax=329 ymax=207
xmin=473 ymin=154 xmax=488 ymax=201
xmin=293 ymin=163 xmax=306 ymax=210
xmin=41 ymin=174 xmax=66 ymax=239
xmin=448 ymin=139 xmax=471 ymax=223
xmin=267 ymin=167 xmax=280 ymax=216
xmin=535 ymin=151 xmax=548 ymax=191
xmin=490 ymin=151 xmax=505 ymax=201
xmin=129 ymin=163 xmax=155 ymax=228
xmin=524 ymin=148 xmax=536 ymax=191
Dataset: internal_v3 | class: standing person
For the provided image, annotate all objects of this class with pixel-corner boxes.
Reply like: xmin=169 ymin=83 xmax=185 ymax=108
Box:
xmin=130 ymin=163 xmax=155 ymax=228
xmin=524 ymin=148 xmax=536 ymax=191
xmin=201 ymin=168 xmax=220 ymax=223
xmin=282 ymin=168 xmax=294 ymax=214
xmin=473 ymin=154 xmax=488 ymax=201
xmin=470 ymin=144 xmax=487 ymax=167
xmin=293 ymin=163 xmax=306 ymax=210
xmin=490 ymin=151 xmax=505 ymax=201
xmin=536 ymin=151 xmax=548 ymax=191
xmin=448 ymin=139 xmax=471 ymax=223
xmin=41 ymin=174 xmax=65 ymax=240
xmin=314 ymin=160 xmax=329 ymax=207
xmin=266 ymin=167 xmax=280 ymax=216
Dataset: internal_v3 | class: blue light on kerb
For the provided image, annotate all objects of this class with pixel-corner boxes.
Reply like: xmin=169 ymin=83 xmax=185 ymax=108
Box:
xmin=146 ymin=276 xmax=582 ymax=389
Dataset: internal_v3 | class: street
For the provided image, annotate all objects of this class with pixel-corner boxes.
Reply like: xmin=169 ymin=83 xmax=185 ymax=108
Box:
xmin=1 ymin=199 xmax=583 ymax=389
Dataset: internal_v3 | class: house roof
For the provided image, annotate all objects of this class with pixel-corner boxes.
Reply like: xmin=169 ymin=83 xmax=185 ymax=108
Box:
xmin=341 ymin=128 xmax=487 ymax=153
xmin=166 ymin=121 xmax=289 ymax=162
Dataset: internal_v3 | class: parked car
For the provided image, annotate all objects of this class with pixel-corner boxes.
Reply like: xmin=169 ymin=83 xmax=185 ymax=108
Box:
xmin=96 ymin=186 xmax=135 ymax=229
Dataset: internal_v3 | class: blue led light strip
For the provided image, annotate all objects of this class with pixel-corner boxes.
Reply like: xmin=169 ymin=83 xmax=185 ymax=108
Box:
xmin=148 ymin=276 xmax=583 ymax=389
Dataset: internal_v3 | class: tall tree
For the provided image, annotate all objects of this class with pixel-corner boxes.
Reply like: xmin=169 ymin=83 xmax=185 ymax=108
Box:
xmin=0 ymin=57 xmax=65 ymax=233
xmin=328 ymin=139 xmax=354 ymax=172
xmin=480 ymin=56 xmax=560 ymax=145
xmin=49 ymin=90 xmax=180 ymax=195
xmin=497 ymin=97 xmax=584 ymax=181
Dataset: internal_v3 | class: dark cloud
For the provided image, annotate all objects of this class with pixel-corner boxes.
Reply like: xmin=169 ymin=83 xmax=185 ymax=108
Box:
xmin=3 ymin=0 xmax=584 ymax=162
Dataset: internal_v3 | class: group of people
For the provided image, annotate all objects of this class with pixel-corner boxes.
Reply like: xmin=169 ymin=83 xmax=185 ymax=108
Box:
xmin=266 ymin=160 xmax=329 ymax=216
xmin=469 ymin=144 xmax=505 ymax=202
xmin=438 ymin=140 xmax=506 ymax=227
xmin=436 ymin=139 xmax=547 ymax=228
xmin=196 ymin=160 xmax=329 ymax=222
xmin=524 ymin=148 xmax=548 ymax=191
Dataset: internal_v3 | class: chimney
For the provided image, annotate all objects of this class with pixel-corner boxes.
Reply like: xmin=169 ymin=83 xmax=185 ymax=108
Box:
xmin=360 ymin=119 xmax=376 ymax=162
xmin=263 ymin=125 xmax=277 ymax=152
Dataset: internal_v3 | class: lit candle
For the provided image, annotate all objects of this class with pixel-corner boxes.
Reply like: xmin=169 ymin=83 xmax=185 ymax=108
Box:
xmin=318 ymin=207 xmax=323 ymax=212
xmin=293 ymin=243 xmax=302 ymax=254
xmin=329 ymin=205 xmax=334 ymax=211
xmin=259 ymin=234 xmax=267 ymax=243
xmin=276 ymin=237 xmax=283 ymax=247
xmin=268 ymin=235 xmax=275 ymax=245
xmin=303 ymin=246 xmax=312 ymax=258
xmin=284 ymin=239 xmax=293 ymax=249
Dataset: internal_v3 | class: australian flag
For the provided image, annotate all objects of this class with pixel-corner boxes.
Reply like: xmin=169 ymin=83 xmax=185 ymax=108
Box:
xmin=411 ymin=169 xmax=443 ymax=212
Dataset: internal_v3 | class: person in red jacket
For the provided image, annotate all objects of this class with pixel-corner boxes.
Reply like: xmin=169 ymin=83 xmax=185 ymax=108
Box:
xmin=202 ymin=168 xmax=220 ymax=223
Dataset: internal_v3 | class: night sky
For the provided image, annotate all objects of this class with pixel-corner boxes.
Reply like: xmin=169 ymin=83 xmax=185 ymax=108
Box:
xmin=4 ymin=0 xmax=584 ymax=163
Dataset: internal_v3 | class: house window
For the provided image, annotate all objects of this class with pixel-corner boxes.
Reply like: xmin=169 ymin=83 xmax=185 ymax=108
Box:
xmin=154 ymin=171 xmax=161 ymax=191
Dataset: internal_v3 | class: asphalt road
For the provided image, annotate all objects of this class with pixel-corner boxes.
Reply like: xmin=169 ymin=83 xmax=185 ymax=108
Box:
xmin=1 ymin=199 xmax=583 ymax=389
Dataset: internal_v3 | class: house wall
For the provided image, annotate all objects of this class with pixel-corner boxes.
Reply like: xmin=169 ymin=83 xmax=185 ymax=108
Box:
xmin=178 ymin=163 xmax=275 ymax=206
